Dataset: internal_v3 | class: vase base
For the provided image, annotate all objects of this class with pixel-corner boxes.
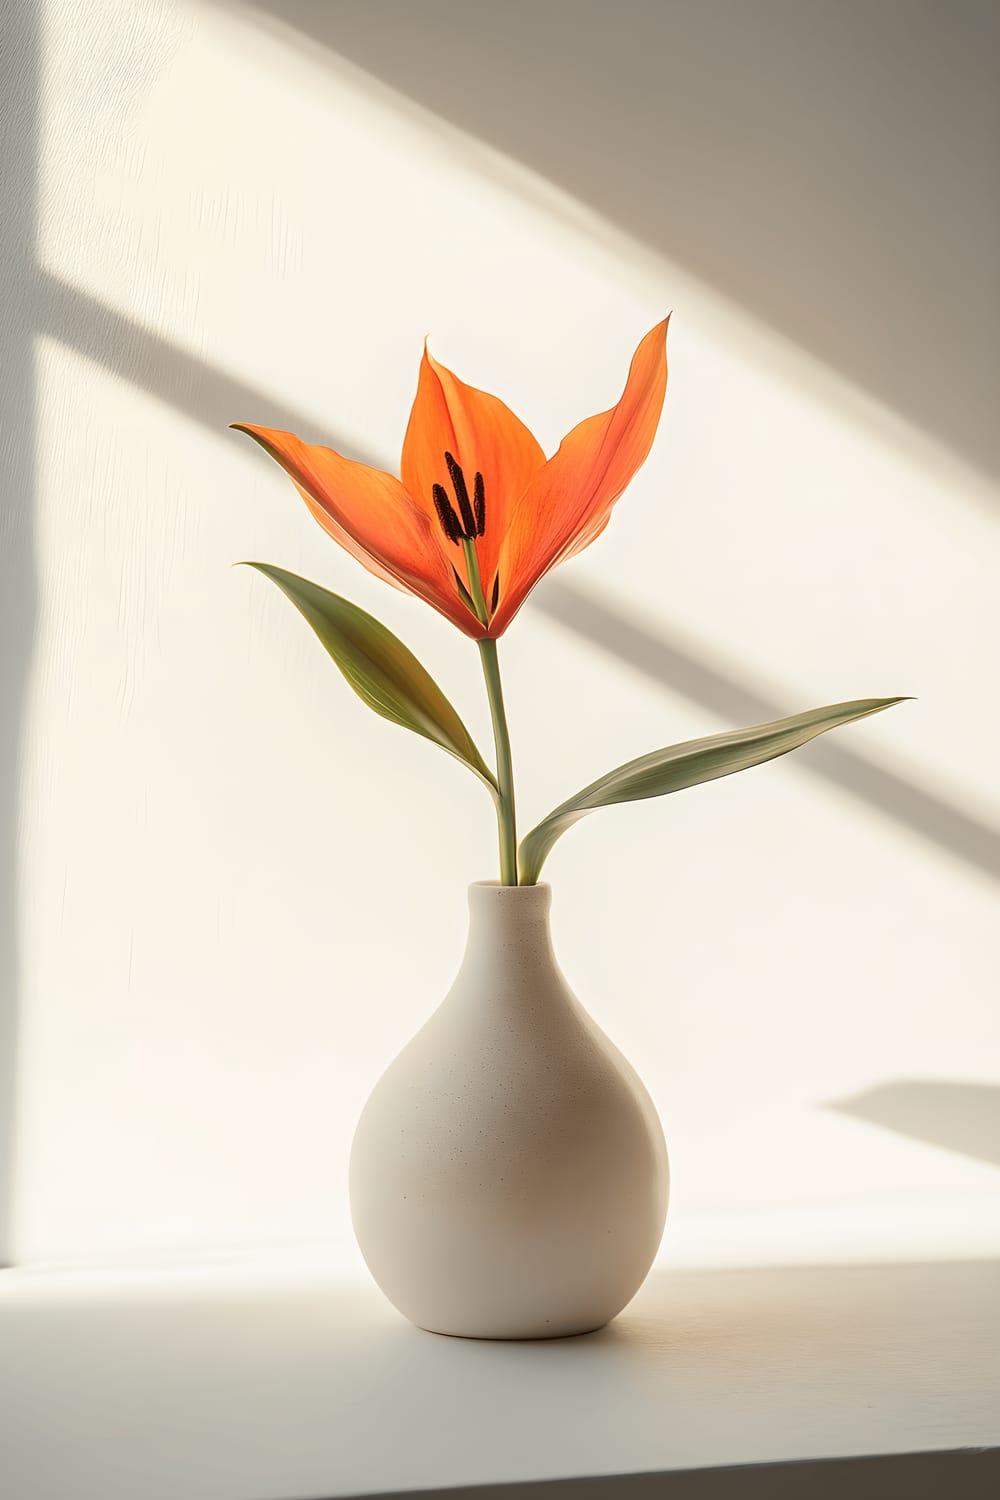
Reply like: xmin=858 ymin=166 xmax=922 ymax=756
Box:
xmin=416 ymin=1320 xmax=609 ymax=1342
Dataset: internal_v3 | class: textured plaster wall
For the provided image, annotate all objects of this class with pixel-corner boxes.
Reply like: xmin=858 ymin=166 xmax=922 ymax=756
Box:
xmin=2 ymin=0 xmax=998 ymax=1265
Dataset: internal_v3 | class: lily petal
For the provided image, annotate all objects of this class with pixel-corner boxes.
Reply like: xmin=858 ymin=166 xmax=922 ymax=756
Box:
xmin=491 ymin=319 xmax=669 ymax=634
xmin=401 ymin=346 xmax=546 ymax=604
xmin=233 ymin=424 xmax=483 ymax=636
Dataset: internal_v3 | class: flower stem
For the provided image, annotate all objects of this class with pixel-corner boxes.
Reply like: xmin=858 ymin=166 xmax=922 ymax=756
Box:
xmin=460 ymin=538 xmax=518 ymax=885
xmin=478 ymin=637 xmax=518 ymax=885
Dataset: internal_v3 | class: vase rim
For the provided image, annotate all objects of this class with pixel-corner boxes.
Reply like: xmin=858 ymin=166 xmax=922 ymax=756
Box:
xmin=469 ymin=879 xmax=551 ymax=893
xmin=467 ymin=880 xmax=553 ymax=918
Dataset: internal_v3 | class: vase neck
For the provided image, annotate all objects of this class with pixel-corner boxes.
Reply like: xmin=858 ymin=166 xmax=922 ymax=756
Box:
xmin=456 ymin=881 xmax=558 ymax=994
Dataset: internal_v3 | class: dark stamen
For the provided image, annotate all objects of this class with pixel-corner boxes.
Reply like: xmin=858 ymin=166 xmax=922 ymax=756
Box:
xmin=473 ymin=471 xmax=486 ymax=536
xmin=445 ymin=451 xmax=478 ymax=538
xmin=432 ymin=483 xmax=463 ymax=545
xmin=490 ymin=572 xmax=500 ymax=613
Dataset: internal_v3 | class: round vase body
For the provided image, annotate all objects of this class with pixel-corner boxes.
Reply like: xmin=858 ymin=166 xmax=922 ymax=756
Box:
xmin=349 ymin=882 xmax=669 ymax=1339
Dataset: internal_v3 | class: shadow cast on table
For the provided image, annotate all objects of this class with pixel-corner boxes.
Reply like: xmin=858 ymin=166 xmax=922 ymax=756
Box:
xmin=6 ymin=1259 xmax=996 ymax=1493
xmin=306 ymin=1261 xmax=1000 ymax=1404
xmin=356 ymin=1260 xmax=1000 ymax=1497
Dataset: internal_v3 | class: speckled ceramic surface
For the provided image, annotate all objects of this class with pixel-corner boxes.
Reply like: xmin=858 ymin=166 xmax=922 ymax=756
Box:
xmin=349 ymin=882 xmax=669 ymax=1339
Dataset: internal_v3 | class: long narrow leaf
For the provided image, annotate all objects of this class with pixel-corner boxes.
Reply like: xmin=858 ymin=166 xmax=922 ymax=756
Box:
xmin=518 ymin=697 xmax=909 ymax=883
xmin=242 ymin=562 xmax=496 ymax=791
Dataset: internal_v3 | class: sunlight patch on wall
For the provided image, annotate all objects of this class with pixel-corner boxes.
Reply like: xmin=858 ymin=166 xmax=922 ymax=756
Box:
xmin=12 ymin=0 xmax=998 ymax=1265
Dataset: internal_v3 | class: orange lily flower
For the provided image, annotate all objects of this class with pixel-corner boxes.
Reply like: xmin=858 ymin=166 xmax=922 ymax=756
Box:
xmin=233 ymin=318 xmax=669 ymax=639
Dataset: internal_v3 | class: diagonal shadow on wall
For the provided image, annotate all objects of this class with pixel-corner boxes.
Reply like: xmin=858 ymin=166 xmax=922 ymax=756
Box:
xmin=233 ymin=0 xmax=1000 ymax=489
xmin=539 ymin=584 xmax=1000 ymax=883
xmin=829 ymin=1080 xmax=1000 ymax=1169
xmin=37 ymin=272 xmax=1000 ymax=893
xmin=0 ymin=0 xmax=39 ymax=1266
xmin=7 ymin=1 xmax=996 ymax=1270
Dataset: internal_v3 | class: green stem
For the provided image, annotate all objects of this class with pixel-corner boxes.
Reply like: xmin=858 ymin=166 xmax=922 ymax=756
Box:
xmin=478 ymin=637 xmax=518 ymax=885
xmin=461 ymin=538 xmax=518 ymax=885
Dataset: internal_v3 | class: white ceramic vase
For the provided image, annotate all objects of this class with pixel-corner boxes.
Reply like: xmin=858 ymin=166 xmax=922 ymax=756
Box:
xmin=349 ymin=881 xmax=669 ymax=1339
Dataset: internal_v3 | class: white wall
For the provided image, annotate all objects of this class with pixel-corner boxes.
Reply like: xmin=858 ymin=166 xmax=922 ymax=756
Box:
xmin=3 ymin=0 xmax=998 ymax=1268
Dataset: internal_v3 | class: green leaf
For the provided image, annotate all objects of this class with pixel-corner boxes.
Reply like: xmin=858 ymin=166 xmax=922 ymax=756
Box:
xmin=241 ymin=562 xmax=497 ymax=792
xmin=518 ymin=696 xmax=910 ymax=884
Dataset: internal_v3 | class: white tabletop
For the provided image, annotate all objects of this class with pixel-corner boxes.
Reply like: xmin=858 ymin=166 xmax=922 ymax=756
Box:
xmin=1 ymin=1249 xmax=997 ymax=1499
